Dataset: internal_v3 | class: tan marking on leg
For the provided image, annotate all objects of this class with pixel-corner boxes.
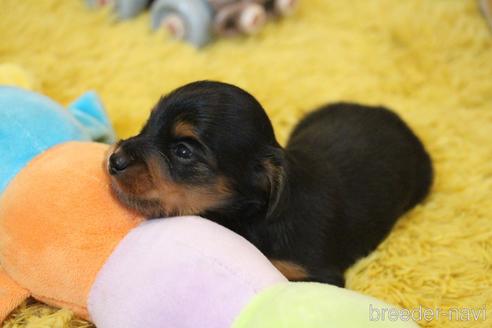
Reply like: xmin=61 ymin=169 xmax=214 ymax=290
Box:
xmin=271 ymin=260 xmax=308 ymax=280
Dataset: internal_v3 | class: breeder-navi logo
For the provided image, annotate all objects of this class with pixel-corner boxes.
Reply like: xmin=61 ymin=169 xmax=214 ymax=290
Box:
xmin=369 ymin=304 xmax=487 ymax=322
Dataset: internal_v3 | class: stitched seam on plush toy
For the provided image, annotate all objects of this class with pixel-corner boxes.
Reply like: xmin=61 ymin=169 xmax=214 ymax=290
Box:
xmin=1 ymin=257 xmax=84 ymax=311
xmin=165 ymin=237 xmax=263 ymax=294
xmin=33 ymin=293 xmax=88 ymax=315
xmin=0 ymin=266 xmax=30 ymax=302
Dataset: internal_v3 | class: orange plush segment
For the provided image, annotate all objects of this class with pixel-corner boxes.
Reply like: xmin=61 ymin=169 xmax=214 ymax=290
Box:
xmin=0 ymin=142 xmax=143 ymax=319
xmin=0 ymin=267 xmax=29 ymax=323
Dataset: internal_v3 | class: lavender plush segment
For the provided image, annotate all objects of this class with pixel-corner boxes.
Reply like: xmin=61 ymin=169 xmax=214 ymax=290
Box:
xmin=88 ymin=216 xmax=287 ymax=328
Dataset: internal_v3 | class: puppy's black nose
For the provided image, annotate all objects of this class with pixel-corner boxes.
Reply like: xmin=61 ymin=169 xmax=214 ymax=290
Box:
xmin=109 ymin=152 xmax=132 ymax=175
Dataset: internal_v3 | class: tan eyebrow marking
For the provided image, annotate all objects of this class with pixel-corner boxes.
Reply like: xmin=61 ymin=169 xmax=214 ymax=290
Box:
xmin=174 ymin=121 xmax=198 ymax=139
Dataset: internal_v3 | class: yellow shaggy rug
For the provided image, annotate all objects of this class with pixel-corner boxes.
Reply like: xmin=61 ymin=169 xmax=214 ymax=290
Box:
xmin=1 ymin=0 xmax=492 ymax=327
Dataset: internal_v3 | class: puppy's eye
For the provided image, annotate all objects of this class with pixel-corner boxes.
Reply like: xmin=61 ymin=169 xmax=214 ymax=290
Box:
xmin=173 ymin=143 xmax=193 ymax=160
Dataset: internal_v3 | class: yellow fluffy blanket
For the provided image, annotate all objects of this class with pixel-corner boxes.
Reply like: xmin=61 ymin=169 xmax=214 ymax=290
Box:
xmin=1 ymin=0 xmax=491 ymax=327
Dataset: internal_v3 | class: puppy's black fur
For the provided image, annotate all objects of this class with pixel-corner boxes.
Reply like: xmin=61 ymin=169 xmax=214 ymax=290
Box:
xmin=108 ymin=81 xmax=433 ymax=286
xmin=256 ymin=103 xmax=433 ymax=285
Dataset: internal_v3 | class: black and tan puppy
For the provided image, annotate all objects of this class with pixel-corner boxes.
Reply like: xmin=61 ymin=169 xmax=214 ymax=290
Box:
xmin=108 ymin=81 xmax=433 ymax=286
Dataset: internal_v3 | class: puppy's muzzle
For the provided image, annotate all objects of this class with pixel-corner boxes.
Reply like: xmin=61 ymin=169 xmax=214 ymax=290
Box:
xmin=108 ymin=152 xmax=134 ymax=175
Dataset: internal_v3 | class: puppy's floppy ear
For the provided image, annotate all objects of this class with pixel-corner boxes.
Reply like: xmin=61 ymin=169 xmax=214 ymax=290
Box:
xmin=259 ymin=147 xmax=286 ymax=218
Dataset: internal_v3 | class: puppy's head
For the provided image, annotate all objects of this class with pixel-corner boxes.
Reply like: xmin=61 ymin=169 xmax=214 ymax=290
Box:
xmin=108 ymin=81 xmax=284 ymax=221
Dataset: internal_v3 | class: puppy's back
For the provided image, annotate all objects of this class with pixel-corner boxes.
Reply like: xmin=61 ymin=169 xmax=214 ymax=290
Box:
xmin=286 ymin=103 xmax=432 ymax=260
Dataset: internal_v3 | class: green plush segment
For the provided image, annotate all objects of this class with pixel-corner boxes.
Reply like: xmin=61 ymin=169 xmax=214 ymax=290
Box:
xmin=233 ymin=282 xmax=419 ymax=328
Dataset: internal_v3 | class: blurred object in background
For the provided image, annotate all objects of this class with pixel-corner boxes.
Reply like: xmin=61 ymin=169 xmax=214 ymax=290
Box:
xmin=85 ymin=0 xmax=298 ymax=47
xmin=480 ymin=0 xmax=492 ymax=29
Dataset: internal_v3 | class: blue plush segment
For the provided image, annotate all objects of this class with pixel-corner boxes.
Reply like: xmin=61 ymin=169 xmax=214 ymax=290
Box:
xmin=68 ymin=91 xmax=116 ymax=143
xmin=0 ymin=87 xmax=115 ymax=193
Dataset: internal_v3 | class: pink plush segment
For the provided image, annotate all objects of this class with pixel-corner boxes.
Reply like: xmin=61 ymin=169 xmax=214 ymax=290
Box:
xmin=88 ymin=216 xmax=287 ymax=328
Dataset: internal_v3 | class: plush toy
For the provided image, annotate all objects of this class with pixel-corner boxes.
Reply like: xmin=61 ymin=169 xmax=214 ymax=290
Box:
xmin=0 ymin=83 xmax=116 ymax=320
xmin=85 ymin=0 xmax=298 ymax=47
xmin=0 ymin=86 xmax=115 ymax=193
xmin=0 ymin=141 xmax=418 ymax=327
xmin=0 ymin=70 xmax=416 ymax=327
xmin=90 ymin=215 xmax=420 ymax=328
xmin=0 ymin=142 xmax=139 ymax=321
